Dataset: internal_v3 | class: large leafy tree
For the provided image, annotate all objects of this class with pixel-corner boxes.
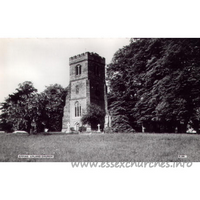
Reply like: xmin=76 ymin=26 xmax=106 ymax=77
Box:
xmin=0 ymin=81 xmax=38 ymax=133
xmin=107 ymin=39 xmax=200 ymax=133
xmin=0 ymin=82 xmax=68 ymax=133
xmin=38 ymin=84 xmax=68 ymax=131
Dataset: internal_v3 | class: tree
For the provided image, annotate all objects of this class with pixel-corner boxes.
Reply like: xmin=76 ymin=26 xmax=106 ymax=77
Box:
xmin=81 ymin=103 xmax=105 ymax=130
xmin=107 ymin=39 xmax=200 ymax=133
xmin=37 ymin=84 xmax=68 ymax=131
xmin=0 ymin=82 xmax=68 ymax=133
xmin=0 ymin=81 xmax=38 ymax=133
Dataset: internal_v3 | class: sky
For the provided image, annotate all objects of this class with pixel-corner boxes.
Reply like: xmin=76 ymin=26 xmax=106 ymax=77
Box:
xmin=0 ymin=38 xmax=130 ymax=103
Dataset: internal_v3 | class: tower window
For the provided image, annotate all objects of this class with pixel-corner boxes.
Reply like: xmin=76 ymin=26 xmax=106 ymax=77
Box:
xmin=75 ymin=65 xmax=82 ymax=75
xmin=95 ymin=84 xmax=100 ymax=96
xmin=76 ymin=85 xmax=79 ymax=94
xmin=94 ymin=65 xmax=99 ymax=76
xmin=75 ymin=101 xmax=81 ymax=117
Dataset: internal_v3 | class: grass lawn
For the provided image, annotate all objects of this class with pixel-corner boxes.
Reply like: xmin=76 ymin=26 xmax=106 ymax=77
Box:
xmin=0 ymin=132 xmax=200 ymax=162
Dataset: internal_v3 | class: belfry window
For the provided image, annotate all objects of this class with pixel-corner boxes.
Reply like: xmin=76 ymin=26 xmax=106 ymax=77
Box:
xmin=75 ymin=65 xmax=82 ymax=75
xmin=75 ymin=101 xmax=81 ymax=117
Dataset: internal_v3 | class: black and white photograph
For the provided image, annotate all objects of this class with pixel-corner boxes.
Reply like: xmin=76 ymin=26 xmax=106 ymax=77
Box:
xmin=0 ymin=38 xmax=200 ymax=162
xmin=0 ymin=1 xmax=200 ymax=200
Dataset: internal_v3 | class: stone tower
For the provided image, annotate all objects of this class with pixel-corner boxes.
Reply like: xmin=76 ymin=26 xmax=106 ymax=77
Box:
xmin=62 ymin=52 xmax=107 ymax=132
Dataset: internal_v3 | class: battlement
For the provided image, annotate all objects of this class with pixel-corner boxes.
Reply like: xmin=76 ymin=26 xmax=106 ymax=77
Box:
xmin=69 ymin=52 xmax=105 ymax=64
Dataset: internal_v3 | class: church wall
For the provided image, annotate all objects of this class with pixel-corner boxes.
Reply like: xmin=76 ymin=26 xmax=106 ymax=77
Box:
xmin=88 ymin=60 xmax=105 ymax=112
xmin=71 ymin=79 xmax=87 ymax=100
xmin=62 ymin=95 xmax=70 ymax=132
xmin=70 ymin=61 xmax=88 ymax=81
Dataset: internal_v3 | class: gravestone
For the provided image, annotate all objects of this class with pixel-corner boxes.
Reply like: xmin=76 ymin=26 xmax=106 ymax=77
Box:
xmin=97 ymin=124 xmax=100 ymax=132
xmin=86 ymin=124 xmax=91 ymax=132
xmin=66 ymin=122 xmax=70 ymax=133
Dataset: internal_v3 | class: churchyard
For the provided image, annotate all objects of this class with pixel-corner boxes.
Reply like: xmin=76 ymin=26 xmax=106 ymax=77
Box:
xmin=0 ymin=132 xmax=200 ymax=162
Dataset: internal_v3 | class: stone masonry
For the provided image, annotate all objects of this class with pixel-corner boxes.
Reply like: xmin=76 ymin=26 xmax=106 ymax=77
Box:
xmin=62 ymin=52 xmax=109 ymax=132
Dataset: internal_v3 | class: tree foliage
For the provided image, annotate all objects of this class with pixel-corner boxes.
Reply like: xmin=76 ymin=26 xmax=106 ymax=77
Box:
xmin=0 ymin=82 xmax=68 ymax=133
xmin=81 ymin=103 xmax=105 ymax=130
xmin=0 ymin=81 xmax=38 ymax=132
xmin=107 ymin=38 xmax=200 ymax=133
xmin=37 ymin=84 xmax=68 ymax=131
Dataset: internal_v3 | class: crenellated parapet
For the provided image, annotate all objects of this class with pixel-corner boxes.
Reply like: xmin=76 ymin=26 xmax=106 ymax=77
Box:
xmin=69 ymin=52 xmax=105 ymax=65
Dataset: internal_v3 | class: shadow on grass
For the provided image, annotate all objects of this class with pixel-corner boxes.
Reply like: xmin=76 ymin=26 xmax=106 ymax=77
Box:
xmin=36 ymin=131 xmax=79 ymax=136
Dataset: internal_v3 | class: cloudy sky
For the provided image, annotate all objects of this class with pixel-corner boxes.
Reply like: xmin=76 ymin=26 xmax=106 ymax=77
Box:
xmin=0 ymin=38 xmax=130 ymax=103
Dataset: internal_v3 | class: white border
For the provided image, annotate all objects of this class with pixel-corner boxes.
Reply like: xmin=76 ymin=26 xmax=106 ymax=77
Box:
xmin=0 ymin=1 xmax=200 ymax=200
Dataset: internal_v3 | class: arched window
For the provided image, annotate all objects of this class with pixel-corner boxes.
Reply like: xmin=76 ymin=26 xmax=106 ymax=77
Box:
xmin=75 ymin=65 xmax=82 ymax=75
xmin=75 ymin=101 xmax=81 ymax=117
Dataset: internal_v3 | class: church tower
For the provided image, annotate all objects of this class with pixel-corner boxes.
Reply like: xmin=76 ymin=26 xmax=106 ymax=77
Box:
xmin=62 ymin=52 xmax=107 ymax=132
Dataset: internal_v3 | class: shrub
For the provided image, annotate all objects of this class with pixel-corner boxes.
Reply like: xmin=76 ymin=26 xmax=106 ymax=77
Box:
xmin=81 ymin=103 xmax=105 ymax=130
xmin=70 ymin=127 xmax=75 ymax=131
xmin=79 ymin=126 xmax=87 ymax=132
xmin=104 ymin=127 xmax=114 ymax=134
